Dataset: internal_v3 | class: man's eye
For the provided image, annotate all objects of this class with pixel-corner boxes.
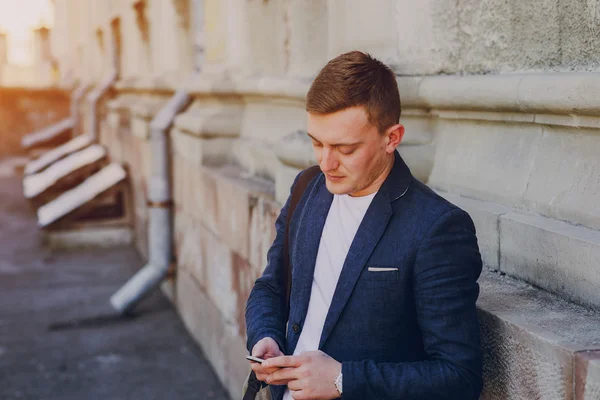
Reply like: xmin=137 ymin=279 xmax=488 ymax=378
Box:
xmin=339 ymin=148 xmax=356 ymax=155
xmin=312 ymin=142 xmax=323 ymax=148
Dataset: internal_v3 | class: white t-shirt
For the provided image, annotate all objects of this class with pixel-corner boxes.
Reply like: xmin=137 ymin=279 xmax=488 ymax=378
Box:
xmin=283 ymin=191 xmax=377 ymax=400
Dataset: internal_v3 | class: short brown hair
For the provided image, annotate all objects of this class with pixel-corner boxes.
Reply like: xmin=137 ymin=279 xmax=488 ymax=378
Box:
xmin=306 ymin=51 xmax=401 ymax=134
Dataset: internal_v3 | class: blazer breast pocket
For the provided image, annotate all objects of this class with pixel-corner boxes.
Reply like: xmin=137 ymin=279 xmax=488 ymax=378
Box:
xmin=362 ymin=266 xmax=400 ymax=281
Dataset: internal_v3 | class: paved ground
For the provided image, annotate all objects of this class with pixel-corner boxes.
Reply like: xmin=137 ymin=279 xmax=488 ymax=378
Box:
xmin=0 ymin=174 xmax=230 ymax=400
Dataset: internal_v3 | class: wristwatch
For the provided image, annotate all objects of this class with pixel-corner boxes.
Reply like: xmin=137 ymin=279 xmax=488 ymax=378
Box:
xmin=334 ymin=372 xmax=343 ymax=396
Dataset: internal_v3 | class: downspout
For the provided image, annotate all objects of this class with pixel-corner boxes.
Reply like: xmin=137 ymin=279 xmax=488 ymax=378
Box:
xmin=110 ymin=90 xmax=191 ymax=314
xmin=87 ymin=70 xmax=118 ymax=141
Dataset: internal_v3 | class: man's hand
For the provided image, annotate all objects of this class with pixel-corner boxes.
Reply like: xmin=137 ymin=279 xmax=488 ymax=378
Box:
xmin=250 ymin=337 xmax=285 ymax=382
xmin=263 ymin=350 xmax=342 ymax=400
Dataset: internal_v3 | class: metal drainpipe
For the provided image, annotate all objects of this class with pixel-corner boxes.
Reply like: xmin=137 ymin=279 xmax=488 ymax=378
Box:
xmin=110 ymin=90 xmax=191 ymax=314
xmin=88 ymin=70 xmax=118 ymax=141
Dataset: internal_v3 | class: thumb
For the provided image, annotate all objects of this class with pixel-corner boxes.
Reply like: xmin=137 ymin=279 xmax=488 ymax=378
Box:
xmin=252 ymin=337 xmax=282 ymax=358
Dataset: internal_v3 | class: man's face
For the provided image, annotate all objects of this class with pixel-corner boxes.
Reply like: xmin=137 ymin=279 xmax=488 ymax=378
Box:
xmin=307 ymin=106 xmax=399 ymax=197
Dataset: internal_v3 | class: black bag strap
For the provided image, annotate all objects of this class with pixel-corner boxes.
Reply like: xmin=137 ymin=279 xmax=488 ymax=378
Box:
xmin=242 ymin=372 xmax=263 ymax=400
xmin=283 ymin=165 xmax=321 ymax=311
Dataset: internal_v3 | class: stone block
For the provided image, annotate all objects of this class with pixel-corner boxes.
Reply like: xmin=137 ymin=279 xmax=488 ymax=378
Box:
xmin=401 ymin=114 xmax=435 ymax=146
xmin=240 ymin=101 xmax=306 ymax=144
xmin=477 ymin=269 xmax=600 ymax=400
xmin=198 ymin=137 xmax=237 ymax=166
xmin=137 ymin=138 xmax=152 ymax=187
xmin=575 ymin=351 xmax=600 ymax=400
xmin=419 ymin=74 xmax=521 ymax=111
xmin=197 ymin=167 xmax=220 ymax=237
xmin=176 ymin=270 xmax=228 ymax=388
xmin=232 ymin=139 xmax=284 ymax=182
xmin=232 ymin=253 xmax=255 ymax=336
xmin=523 ymin=125 xmax=600 ymax=231
xmin=245 ymin=0 xmax=286 ymax=75
xmin=107 ymin=111 xmax=120 ymax=130
xmin=176 ymin=214 xmax=206 ymax=290
xmin=131 ymin=116 xmax=150 ymax=140
xmin=428 ymin=119 xmax=543 ymax=207
xmin=499 ymin=211 xmax=600 ymax=309
xmin=249 ymin=196 xmax=281 ymax=279
xmin=436 ymin=191 xmax=510 ymax=271
xmin=275 ymin=164 xmax=301 ymax=205
xmin=203 ymin=0 xmax=229 ymax=66
xmin=171 ymin=128 xmax=203 ymax=167
xmin=174 ymin=100 xmax=243 ymax=139
xmin=214 ymin=171 xmax=251 ymax=260
xmin=273 ymin=129 xmax=316 ymax=170
xmin=327 ymin=0 xmax=399 ymax=66
xmin=202 ymin=225 xmax=238 ymax=328
xmin=286 ymin=0 xmax=328 ymax=77
xmin=176 ymin=268 xmax=249 ymax=400
xmin=172 ymin=155 xmax=184 ymax=211
xmin=398 ymin=143 xmax=435 ymax=184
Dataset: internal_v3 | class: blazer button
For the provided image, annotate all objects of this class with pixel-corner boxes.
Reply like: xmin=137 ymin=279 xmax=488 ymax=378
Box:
xmin=292 ymin=324 xmax=301 ymax=333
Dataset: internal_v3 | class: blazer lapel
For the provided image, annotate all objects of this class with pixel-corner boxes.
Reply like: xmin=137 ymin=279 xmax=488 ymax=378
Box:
xmin=288 ymin=174 xmax=333 ymax=353
xmin=318 ymin=151 xmax=413 ymax=349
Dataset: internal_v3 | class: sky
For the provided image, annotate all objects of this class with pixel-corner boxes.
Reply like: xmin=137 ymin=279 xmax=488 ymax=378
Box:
xmin=0 ymin=0 xmax=53 ymax=65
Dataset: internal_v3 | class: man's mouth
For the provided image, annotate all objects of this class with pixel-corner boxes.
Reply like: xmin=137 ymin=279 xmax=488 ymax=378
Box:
xmin=326 ymin=174 xmax=344 ymax=181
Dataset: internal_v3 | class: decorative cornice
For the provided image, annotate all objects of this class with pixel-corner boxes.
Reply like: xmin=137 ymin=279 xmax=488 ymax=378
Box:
xmin=114 ymin=72 xmax=600 ymax=118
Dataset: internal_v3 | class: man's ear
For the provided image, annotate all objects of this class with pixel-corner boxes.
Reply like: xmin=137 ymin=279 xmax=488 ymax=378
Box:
xmin=385 ymin=124 xmax=405 ymax=152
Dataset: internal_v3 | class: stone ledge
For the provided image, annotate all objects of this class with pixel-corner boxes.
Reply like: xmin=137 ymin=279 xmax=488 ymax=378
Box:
xmin=173 ymin=101 xmax=243 ymax=138
xmin=437 ymin=190 xmax=600 ymax=310
xmin=117 ymin=72 xmax=600 ymax=118
xmin=500 ymin=211 xmax=600 ymax=310
xmin=478 ymin=269 xmax=600 ymax=399
xmin=417 ymin=73 xmax=600 ymax=116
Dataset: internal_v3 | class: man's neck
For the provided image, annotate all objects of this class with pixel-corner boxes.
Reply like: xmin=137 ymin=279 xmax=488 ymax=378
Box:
xmin=349 ymin=154 xmax=394 ymax=197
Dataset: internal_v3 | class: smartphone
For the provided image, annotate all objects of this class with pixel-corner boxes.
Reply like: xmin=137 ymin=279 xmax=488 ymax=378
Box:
xmin=246 ymin=355 xmax=265 ymax=364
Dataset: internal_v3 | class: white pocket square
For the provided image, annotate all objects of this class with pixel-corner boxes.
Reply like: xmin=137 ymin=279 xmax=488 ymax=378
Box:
xmin=367 ymin=267 xmax=398 ymax=272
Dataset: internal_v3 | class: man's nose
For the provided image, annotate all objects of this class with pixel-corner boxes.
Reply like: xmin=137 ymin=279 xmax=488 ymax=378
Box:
xmin=320 ymin=147 xmax=339 ymax=172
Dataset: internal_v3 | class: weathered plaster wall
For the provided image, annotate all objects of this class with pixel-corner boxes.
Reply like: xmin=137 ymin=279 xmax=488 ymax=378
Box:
xmin=394 ymin=0 xmax=600 ymax=75
xmin=0 ymin=88 xmax=70 ymax=158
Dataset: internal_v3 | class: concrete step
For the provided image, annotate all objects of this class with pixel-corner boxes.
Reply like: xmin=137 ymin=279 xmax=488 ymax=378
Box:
xmin=23 ymin=144 xmax=107 ymax=202
xmin=478 ymin=269 xmax=600 ymax=399
xmin=24 ymin=134 xmax=94 ymax=175
xmin=439 ymin=191 xmax=600 ymax=311
xmin=37 ymin=163 xmax=127 ymax=228
xmin=20 ymin=117 xmax=74 ymax=150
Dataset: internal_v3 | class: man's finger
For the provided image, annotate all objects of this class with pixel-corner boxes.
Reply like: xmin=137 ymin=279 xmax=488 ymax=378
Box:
xmin=265 ymin=365 xmax=299 ymax=385
xmin=290 ymin=389 xmax=308 ymax=400
xmin=251 ymin=363 xmax=280 ymax=375
xmin=286 ymin=379 xmax=305 ymax=392
xmin=262 ymin=355 xmax=301 ymax=368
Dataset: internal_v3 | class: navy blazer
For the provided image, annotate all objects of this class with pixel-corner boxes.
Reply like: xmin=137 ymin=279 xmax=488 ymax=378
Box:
xmin=245 ymin=151 xmax=483 ymax=399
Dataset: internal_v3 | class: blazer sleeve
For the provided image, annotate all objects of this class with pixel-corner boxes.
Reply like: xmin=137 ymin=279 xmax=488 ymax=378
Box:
xmin=341 ymin=208 xmax=484 ymax=400
xmin=244 ymin=171 xmax=302 ymax=355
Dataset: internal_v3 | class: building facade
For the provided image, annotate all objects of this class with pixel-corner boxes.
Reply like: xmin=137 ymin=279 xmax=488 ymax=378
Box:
xmin=39 ymin=1 xmax=600 ymax=398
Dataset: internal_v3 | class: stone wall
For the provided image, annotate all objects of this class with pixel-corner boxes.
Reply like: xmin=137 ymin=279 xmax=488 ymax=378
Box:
xmin=0 ymin=88 xmax=70 ymax=158
xmin=46 ymin=0 xmax=600 ymax=399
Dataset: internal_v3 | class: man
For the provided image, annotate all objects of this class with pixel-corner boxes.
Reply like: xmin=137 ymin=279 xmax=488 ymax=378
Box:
xmin=245 ymin=51 xmax=483 ymax=400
